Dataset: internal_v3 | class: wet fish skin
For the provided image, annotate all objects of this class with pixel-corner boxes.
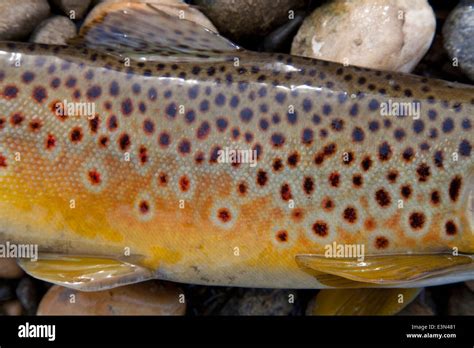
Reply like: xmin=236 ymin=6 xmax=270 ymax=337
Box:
xmin=0 ymin=40 xmax=473 ymax=289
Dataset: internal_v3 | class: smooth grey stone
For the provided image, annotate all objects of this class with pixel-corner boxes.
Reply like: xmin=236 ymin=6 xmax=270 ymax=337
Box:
xmin=443 ymin=0 xmax=474 ymax=80
xmin=0 ymin=0 xmax=50 ymax=40
xmin=52 ymin=0 xmax=92 ymax=20
xmin=30 ymin=16 xmax=77 ymax=45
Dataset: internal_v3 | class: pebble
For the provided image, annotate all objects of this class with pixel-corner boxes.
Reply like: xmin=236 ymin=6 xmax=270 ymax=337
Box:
xmin=183 ymin=285 xmax=235 ymax=315
xmin=2 ymin=300 xmax=23 ymax=316
xmin=0 ymin=0 xmax=50 ymax=40
xmin=291 ymin=0 xmax=436 ymax=73
xmin=30 ymin=16 xmax=77 ymax=45
xmin=442 ymin=0 xmax=474 ymax=81
xmin=397 ymin=289 xmax=436 ymax=315
xmin=262 ymin=11 xmax=307 ymax=52
xmin=16 ymin=277 xmax=39 ymax=315
xmin=219 ymin=289 xmax=299 ymax=315
xmin=0 ymin=280 xmax=15 ymax=302
xmin=194 ymin=0 xmax=308 ymax=41
xmin=0 ymin=259 xmax=24 ymax=279
xmin=447 ymin=284 xmax=474 ymax=315
xmin=52 ymin=0 xmax=92 ymax=20
xmin=85 ymin=0 xmax=217 ymax=32
xmin=37 ymin=282 xmax=186 ymax=315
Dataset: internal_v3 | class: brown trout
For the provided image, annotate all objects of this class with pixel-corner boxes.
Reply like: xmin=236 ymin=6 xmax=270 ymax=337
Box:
xmin=0 ymin=3 xmax=473 ymax=301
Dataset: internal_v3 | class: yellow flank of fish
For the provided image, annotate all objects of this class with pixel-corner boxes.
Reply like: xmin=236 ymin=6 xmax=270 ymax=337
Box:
xmin=0 ymin=3 xmax=472 ymax=289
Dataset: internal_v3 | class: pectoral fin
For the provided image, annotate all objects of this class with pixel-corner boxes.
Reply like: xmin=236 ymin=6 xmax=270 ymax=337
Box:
xmin=298 ymin=263 xmax=376 ymax=288
xmin=307 ymin=288 xmax=422 ymax=315
xmin=18 ymin=255 xmax=154 ymax=291
xmin=296 ymin=254 xmax=472 ymax=285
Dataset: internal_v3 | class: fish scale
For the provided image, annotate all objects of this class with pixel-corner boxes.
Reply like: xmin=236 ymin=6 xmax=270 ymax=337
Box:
xmin=0 ymin=4 xmax=473 ymax=290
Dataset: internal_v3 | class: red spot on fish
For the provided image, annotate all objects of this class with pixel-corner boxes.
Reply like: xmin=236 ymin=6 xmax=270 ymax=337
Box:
xmin=365 ymin=218 xmax=376 ymax=231
xmin=445 ymin=220 xmax=457 ymax=235
xmin=322 ymin=197 xmax=335 ymax=212
xmin=139 ymin=201 xmax=150 ymax=214
xmin=287 ymin=152 xmax=299 ymax=168
xmin=272 ymin=158 xmax=283 ymax=172
xmin=119 ymin=133 xmax=131 ymax=151
xmin=139 ymin=146 xmax=148 ymax=164
xmin=375 ymin=236 xmax=389 ymax=249
xmin=329 ymin=172 xmax=340 ymax=187
xmin=88 ymin=170 xmax=101 ymax=185
xmin=32 ymin=86 xmax=47 ymax=104
xmin=70 ymin=127 xmax=83 ymax=143
xmin=158 ymin=173 xmax=168 ymax=186
xmin=280 ymin=183 xmax=292 ymax=201
xmin=89 ymin=116 xmax=100 ymax=134
xmin=449 ymin=176 xmax=462 ymax=202
xmin=179 ymin=176 xmax=190 ymax=192
xmin=107 ymin=115 xmax=118 ymax=131
xmin=303 ymin=177 xmax=314 ymax=195
xmin=50 ymin=100 xmax=67 ymax=120
xmin=375 ymin=189 xmax=391 ymax=207
xmin=46 ymin=134 xmax=56 ymax=150
xmin=217 ymin=208 xmax=232 ymax=223
xmin=343 ymin=206 xmax=357 ymax=223
xmin=256 ymin=170 xmax=268 ymax=186
xmin=237 ymin=182 xmax=247 ymax=196
xmin=99 ymin=136 xmax=109 ymax=148
xmin=292 ymin=208 xmax=304 ymax=222
xmin=0 ymin=154 xmax=7 ymax=168
xmin=361 ymin=156 xmax=372 ymax=171
xmin=195 ymin=151 xmax=205 ymax=165
xmin=312 ymin=221 xmax=329 ymax=237
xmin=29 ymin=119 xmax=42 ymax=132
xmin=276 ymin=230 xmax=288 ymax=243
xmin=352 ymin=174 xmax=363 ymax=187
xmin=409 ymin=212 xmax=425 ymax=230
xmin=10 ymin=113 xmax=24 ymax=126
xmin=3 ymin=85 xmax=18 ymax=99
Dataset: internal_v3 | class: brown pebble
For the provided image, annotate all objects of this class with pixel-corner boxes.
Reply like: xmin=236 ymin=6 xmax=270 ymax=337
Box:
xmin=0 ymin=259 xmax=24 ymax=279
xmin=3 ymin=300 xmax=23 ymax=316
xmin=37 ymin=281 xmax=186 ymax=315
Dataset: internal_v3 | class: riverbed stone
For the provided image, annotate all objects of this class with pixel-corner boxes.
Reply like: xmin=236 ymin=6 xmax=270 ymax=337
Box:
xmin=291 ymin=0 xmax=436 ymax=72
xmin=443 ymin=0 xmax=474 ymax=81
xmin=194 ymin=0 xmax=307 ymax=41
xmin=0 ymin=259 xmax=23 ymax=279
xmin=37 ymin=282 xmax=186 ymax=315
xmin=219 ymin=289 xmax=298 ymax=315
xmin=30 ymin=16 xmax=77 ymax=45
xmin=0 ymin=0 xmax=50 ymax=40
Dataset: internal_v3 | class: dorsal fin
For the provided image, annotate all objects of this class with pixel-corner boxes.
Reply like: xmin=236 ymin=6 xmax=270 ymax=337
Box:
xmin=70 ymin=1 xmax=240 ymax=62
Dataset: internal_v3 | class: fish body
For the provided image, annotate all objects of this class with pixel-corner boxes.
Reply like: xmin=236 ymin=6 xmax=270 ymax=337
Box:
xmin=0 ymin=5 xmax=473 ymax=290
